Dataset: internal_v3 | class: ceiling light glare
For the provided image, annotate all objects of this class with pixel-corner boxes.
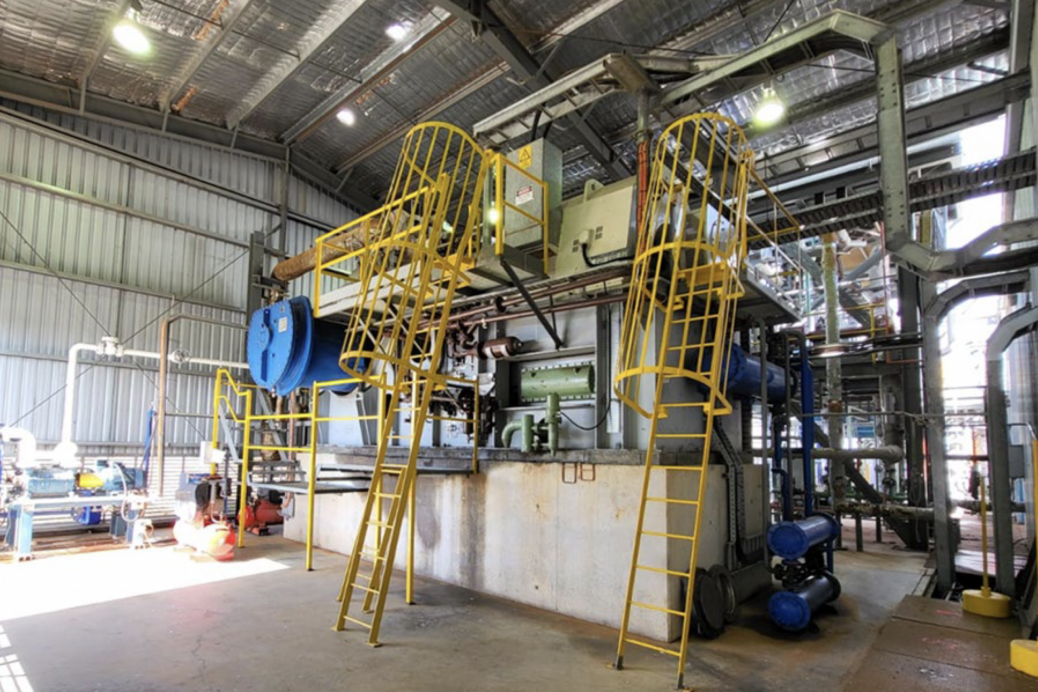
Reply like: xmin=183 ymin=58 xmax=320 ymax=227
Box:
xmin=113 ymin=19 xmax=151 ymax=55
xmin=336 ymin=108 xmax=357 ymax=126
xmin=754 ymin=87 xmax=786 ymax=127
xmin=386 ymin=23 xmax=409 ymax=41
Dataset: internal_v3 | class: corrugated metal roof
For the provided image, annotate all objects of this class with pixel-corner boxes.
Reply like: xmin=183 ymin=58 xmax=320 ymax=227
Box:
xmin=0 ymin=0 xmax=1016 ymax=198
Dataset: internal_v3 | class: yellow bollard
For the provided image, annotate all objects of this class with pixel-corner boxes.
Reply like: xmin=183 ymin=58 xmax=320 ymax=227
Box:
xmin=1010 ymin=440 xmax=1038 ymax=677
xmin=962 ymin=478 xmax=1011 ymax=618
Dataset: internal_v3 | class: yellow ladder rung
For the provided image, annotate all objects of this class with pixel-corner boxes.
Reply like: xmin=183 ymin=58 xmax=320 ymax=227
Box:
xmin=352 ymin=584 xmax=380 ymax=594
xmin=623 ymin=638 xmax=681 ymax=657
xmin=642 ymin=530 xmax=695 ymax=541
xmin=630 ymin=601 xmax=687 ymax=617
xmin=359 ymin=552 xmax=386 ymax=562
xmin=646 ymin=496 xmax=699 ymax=505
xmin=375 ymin=492 xmax=402 ymax=499
xmin=636 ymin=564 xmax=691 ymax=577
xmin=343 ymin=616 xmax=373 ymax=629
xmin=655 ymin=433 xmax=707 ymax=439
xmin=367 ymin=520 xmax=394 ymax=529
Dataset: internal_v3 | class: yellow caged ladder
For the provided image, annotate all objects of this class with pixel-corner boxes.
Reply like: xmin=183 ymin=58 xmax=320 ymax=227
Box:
xmin=613 ymin=114 xmax=753 ymax=689
xmin=313 ymin=122 xmax=489 ymax=645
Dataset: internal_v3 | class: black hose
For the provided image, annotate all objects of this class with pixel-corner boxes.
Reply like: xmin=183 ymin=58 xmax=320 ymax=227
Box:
xmin=581 ymin=242 xmax=633 ymax=268
xmin=560 ymin=401 xmax=611 ymax=431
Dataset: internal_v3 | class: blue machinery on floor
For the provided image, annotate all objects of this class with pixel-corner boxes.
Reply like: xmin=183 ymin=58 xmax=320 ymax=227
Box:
xmin=2 ymin=458 xmax=151 ymax=560
xmin=767 ymin=330 xmax=841 ymax=632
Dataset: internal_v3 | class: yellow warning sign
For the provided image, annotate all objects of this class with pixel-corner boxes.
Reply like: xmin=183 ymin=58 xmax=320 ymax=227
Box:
xmin=517 ymin=144 xmax=533 ymax=170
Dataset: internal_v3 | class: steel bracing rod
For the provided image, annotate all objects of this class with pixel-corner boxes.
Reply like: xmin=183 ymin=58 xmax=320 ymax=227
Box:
xmin=282 ymin=10 xmax=455 ymax=145
xmin=226 ymin=0 xmax=372 ymax=129
xmin=499 ymin=259 xmax=564 ymax=349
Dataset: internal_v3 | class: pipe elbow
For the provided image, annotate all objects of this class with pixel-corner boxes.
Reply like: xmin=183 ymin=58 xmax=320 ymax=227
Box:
xmin=501 ymin=421 xmax=523 ymax=448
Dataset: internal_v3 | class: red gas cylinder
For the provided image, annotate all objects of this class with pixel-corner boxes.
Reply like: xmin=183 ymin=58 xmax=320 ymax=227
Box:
xmin=173 ymin=519 xmax=236 ymax=560
xmin=242 ymin=499 xmax=283 ymax=534
xmin=201 ymin=522 xmax=235 ymax=561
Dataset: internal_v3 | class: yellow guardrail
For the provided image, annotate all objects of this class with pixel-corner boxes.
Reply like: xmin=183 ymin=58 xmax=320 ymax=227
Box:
xmin=210 ymin=367 xmax=479 ymax=571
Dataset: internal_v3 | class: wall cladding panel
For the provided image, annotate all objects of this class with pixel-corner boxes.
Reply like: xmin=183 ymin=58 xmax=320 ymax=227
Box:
xmin=0 ymin=102 xmax=350 ymax=455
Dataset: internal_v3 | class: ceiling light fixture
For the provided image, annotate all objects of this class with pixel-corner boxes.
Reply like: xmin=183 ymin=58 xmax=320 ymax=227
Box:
xmin=336 ymin=108 xmax=357 ymax=126
xmin=385 ymin=23 xmax=409 ymax=41
xmin=754 ymin=87 xmax=785 ymax=127
xmin=113 ymin=17 xmax=151 ymax=55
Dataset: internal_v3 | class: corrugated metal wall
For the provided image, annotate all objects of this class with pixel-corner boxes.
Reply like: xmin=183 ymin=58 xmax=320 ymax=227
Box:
xmin=0 ymin=99 xmax=357 ymax=458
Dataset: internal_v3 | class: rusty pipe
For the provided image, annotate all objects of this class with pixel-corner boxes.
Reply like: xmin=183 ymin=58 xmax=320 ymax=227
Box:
xmin=271 ymin=219 xmax=377 ymax=282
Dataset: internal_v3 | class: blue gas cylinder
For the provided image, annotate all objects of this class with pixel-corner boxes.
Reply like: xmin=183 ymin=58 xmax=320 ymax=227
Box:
xmin=767 ymin=514 xmax=839 ymax=560
xmin=247 ymin=296 xmax=364 ymax=396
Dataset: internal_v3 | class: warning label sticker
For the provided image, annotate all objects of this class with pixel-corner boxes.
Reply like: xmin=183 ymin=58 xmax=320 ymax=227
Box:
xmin=517 ymin=144 xmax=533 ymax=169
xmin=278 ymin=317 xmax=288 ymax=333
xmin=515 ymin=185 xmax=534 ymax=205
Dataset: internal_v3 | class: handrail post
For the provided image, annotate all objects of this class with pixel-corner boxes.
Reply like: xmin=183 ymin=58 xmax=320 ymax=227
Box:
xmin=306 ymin=382 xmax=319 ymax=571
xmin=237 ymin=389 xmax=252 ymax=549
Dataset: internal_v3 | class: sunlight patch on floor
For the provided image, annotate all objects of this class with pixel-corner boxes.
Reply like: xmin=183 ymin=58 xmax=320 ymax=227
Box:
xmin=0 ymin=547 xmax=288 ymax=621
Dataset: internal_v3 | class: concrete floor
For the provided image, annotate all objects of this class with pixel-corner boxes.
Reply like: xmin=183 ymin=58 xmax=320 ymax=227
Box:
xmin=0 ymin=529 xmax=929 ymax=692
xmin=845 ymin=596 xmax=1037 ymax=691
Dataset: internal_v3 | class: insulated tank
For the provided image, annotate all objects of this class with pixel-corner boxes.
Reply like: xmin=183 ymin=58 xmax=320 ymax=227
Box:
xmin=724 ymin=343 xmax=791 ymax=401
xmin=247 ymin=296 xmax=364 ymax=396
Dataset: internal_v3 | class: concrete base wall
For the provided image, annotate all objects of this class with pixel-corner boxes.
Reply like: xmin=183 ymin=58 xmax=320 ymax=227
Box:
xmin=285 ymin=459 xmax=760 ymax=641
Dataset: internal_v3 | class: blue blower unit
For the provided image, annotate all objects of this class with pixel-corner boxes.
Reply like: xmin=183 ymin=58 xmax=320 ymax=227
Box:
xmin=247 ymin=296 xmax=364 ymax=396
xmin=767 ymin=515 xmax=840 ymax=560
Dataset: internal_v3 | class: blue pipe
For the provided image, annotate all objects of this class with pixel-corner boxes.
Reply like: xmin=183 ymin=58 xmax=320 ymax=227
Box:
xmin=141 ymin=406 xmax=155 ymax=486
xmin=767 ymin=514 xmax=840 ymax=560
xmin=772 ymin=416 xmax=792 ymax=522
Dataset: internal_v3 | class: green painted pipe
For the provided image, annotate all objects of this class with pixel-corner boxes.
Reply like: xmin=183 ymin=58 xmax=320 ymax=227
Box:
xmin=521 ymin=414 xmax=535 ymax=453
xmin=545 ymin=393 xmax=560 ymax=456
xmin=521 ymin=365 xmax=595 ymax=401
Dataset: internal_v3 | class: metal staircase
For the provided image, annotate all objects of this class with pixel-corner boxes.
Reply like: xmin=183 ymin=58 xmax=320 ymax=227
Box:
xmin=613 ymin=114 xmax=752 ymax=689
